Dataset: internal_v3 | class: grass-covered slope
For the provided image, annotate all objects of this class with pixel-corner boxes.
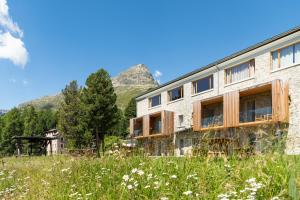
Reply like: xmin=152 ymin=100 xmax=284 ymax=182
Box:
xmin=0 ymin=154 xmax=299 ymax=199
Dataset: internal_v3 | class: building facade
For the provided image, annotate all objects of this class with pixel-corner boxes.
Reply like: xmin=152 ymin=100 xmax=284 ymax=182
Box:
xmin=130 ymin=26 xmax=300 ymax=156
xmin=46 ymin=129 xmax=65 ymax=155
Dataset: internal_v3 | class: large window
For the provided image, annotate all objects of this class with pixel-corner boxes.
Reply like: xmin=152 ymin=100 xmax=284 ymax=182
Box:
xmin=225 ymin=59 xmax=255 ymax=84
xmin=272 ymin=43 xmax=300 ymax=70
xmin=149 ymin=94 xmax=161 ymax=107
xmin=193 ymin=75 xmax=213 ymax=94
xmin=168 ymin=86 xmax=184 ymax=102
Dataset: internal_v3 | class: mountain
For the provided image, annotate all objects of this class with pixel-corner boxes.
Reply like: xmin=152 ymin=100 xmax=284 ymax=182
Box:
xmin=19 ymin=64 xmax=158 ymax=110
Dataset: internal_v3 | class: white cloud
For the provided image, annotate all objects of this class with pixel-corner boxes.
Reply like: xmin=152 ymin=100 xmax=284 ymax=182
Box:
xmin=154 ymin=70 xmax=162 ymax=85
xmin=0 ymin=32 xmax=28 ymax=66
xmin=154 ymin=70 xmax=162 ymax=78
xmin=0 ymin=0 xmax=28 ymax=67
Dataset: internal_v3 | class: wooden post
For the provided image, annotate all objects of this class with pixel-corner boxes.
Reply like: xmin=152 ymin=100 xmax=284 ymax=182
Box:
xmin=49 ymin=140 xmax=53 ymax=156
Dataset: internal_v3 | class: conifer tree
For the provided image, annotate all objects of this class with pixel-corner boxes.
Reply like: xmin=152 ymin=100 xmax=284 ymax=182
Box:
xmin=82 ymin=68 xmax=118 ymax=157
xmin=58 ymin=80 xmax=89 ymax=149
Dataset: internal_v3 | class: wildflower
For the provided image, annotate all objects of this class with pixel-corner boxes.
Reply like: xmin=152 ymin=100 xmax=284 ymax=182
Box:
xmin=122 ymin=175 xmax=129 ymax=182
xmin=170 ymin=175 xmax=177 ymax=179
xmin=131 ymin=168 xmax=138 ymax=174
xmin=127 ymin=185 xmax=133 ymax=190
xmin=137 ymin=170 xmax=144 ymax=176
xmin=69 ymin=192 xmax=78 ymax=197
xmin=271 ymin=197 xmax=280 ymax=200
xmin=165 ymin=182 xmax=170 ymax=186
xmin=61 ymin=168 xmax=70 ymax=173
xmin=160 ymin=197 xmax=169 ymax=200
xmin=183 ymin=191 xmax=193 ymax=196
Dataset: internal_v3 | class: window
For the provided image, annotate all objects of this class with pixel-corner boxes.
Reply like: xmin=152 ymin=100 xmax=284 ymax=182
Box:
xmin=168 ymin=86 xmax=184 ymax=102
xmin=178 ymin=115 xmax=184 ymax=127
xmin=225 ymin=59 xmax=255 ymax=84
xmin=272 ymin=43 xmax=300 ymax=70
xmin=193 ymin=75 xmax=213 ymax=94
xmin=149 ymin=94 xmax=161 ymax=107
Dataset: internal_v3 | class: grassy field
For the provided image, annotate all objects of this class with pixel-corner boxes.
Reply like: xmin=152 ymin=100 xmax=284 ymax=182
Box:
xmin=0 ymin=153 xmax=299 ymax=200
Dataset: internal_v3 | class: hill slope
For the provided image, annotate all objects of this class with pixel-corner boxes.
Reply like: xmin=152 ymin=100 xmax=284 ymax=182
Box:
xmin=19 ymin=64 xmax=158 ymax=110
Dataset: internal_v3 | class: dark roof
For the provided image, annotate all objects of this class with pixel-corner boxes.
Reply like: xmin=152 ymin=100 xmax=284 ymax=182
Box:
xmin=12 ymin=136 xmax=59 ymax=141
xmin=136 ymin=25 xmax=300 ymax=98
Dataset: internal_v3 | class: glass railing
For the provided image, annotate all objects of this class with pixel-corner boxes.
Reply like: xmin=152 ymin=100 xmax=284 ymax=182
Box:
xmin=150 ymin=127 xmax=161 ymax=135
xmin=239 ymin=106 xmax=272 ymax=123
xmin=201 ymin=115 xmax=223 ymax=128
xmin=133 ymin=129 xmax=143 ymax=137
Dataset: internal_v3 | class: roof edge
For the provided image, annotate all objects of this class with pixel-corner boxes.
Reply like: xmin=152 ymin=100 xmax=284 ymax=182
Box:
xmin=136 ymin=25 xmax=300 ymax=99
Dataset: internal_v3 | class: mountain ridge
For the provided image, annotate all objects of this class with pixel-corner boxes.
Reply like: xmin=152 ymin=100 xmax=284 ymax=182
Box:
xmin=19 ymin=64 xmax=158 ymax=110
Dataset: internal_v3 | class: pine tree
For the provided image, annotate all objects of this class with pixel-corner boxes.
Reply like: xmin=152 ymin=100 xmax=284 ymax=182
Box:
xmin=0 ymin=108 xmax=23 ymax=155
xmin=58 ymin=80 xmax=88 ymax=149
xmin=23 ymin=105 xmax=39 ymax=136
xmin=82 ymin=68 xmax=118 ymax=157
xmin=124 ymin=97 xmax=137 ymax=131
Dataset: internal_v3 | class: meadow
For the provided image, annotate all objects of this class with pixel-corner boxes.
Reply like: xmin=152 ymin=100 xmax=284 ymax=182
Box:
xmin=0 ymin=153 xmax=299 ymax=200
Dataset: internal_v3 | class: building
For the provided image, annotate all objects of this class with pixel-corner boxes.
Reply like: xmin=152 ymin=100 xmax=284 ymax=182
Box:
xmin=130 ymin=26 xmax=300 ymax=156
xmin=46 ymin=129 xmax=65 ymax=155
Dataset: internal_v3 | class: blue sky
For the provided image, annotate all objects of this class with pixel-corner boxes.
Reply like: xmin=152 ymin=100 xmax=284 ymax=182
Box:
xmin=0 ymin=0 xmax=300 ymax=109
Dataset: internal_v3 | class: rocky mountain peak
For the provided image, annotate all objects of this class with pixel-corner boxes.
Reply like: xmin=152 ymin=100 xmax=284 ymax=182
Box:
xmin=112 ymin=64 xmax=159 ymax=87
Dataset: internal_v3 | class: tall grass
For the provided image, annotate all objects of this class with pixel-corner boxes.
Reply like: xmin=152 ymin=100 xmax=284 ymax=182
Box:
xmin=0 ymin=153 xmax=299 ymax=199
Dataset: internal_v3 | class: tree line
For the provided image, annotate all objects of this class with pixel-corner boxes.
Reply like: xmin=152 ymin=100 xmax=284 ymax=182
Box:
xmin=0 ymin=106 xmax=57 ymax=155
xmin=0 ymin=68 xmax=136 ymax=157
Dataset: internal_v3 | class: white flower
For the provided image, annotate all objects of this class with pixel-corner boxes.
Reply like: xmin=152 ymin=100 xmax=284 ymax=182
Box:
xmin=183 ymin=191 xmax=193 ymax=196
xmin=137 ymin=170 xmax=144 ymax=176
xmin=122 ymin=175 xmax=129 ymax=182
xmin=160 ymin=197 xmax=169 ymax=200
xmin=127 ymin=185 xmax=133 ymax=190
xmin=170 ymin=175 xmax=177 ymax=179
xmin=271 ymin=197 xmax=280 ymax=200
xmin=165 ymin=182 xmax=170 ymax=186
xmin=131 ymin=168 xmax=138 ymax=174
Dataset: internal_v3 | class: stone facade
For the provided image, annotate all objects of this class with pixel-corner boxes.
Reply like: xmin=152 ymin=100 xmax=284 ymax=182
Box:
xmin=134 ymin=28 xmax=300 ymax=156
xmin=46 ymin=129 xmax=65 ymax=155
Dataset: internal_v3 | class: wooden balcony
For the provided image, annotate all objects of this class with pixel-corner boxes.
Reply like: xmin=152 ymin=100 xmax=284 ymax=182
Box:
xmin=193 ymin=95 xmax=224 ymax=131
xmin=193 ymin=79 xmax=289 ymax=131
xmin=130 ymin=110 xmax=174 ymax=139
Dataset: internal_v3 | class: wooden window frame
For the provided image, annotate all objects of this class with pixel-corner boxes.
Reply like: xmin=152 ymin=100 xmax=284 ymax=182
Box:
xmin=271 ymin=41 xmax=300 ymax=70
xmin=168 ymin=86 xmax=184 ymax=102
xmin=192 ymin=75 xmax=214 ymax=95
xmin=149 ymin=94 xmax=161 ymax=108
xmin=225 ymin=59 xmax=255 ymax=84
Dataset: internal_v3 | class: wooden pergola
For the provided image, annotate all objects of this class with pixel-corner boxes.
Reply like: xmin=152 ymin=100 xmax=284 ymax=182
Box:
xmin=12 ymin=135 xmax=58 ymax=156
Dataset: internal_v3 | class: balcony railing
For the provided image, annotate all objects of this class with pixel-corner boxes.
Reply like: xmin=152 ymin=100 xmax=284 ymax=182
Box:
xmin=240 ymin=106 xmax=272 ymax=123
xmin=133 ymin=129 xmax=143 ymax=137
xmin=150 ymin=127 xmax=162 ymax=135
xmin=201 ymin=115 xmax=223 ymax=128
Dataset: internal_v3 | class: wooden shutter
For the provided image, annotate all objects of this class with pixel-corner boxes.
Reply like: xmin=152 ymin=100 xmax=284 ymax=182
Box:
xmin=143 ymin=115 xmax=150 ymax=136
xmin=162 ymin=111 xmax=174 ymax=135
xmin=283 ymin=81 xmax=289 ymax=122
xmin=129 ymin=118 xmax=134 ymax=135
xmin=193 ymin=101 xmax=201 ymax=131
xmin=272 ymin=80 xmax=289 ymax=122
xmin=223 ymin=91 xmax=239 ymax=127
